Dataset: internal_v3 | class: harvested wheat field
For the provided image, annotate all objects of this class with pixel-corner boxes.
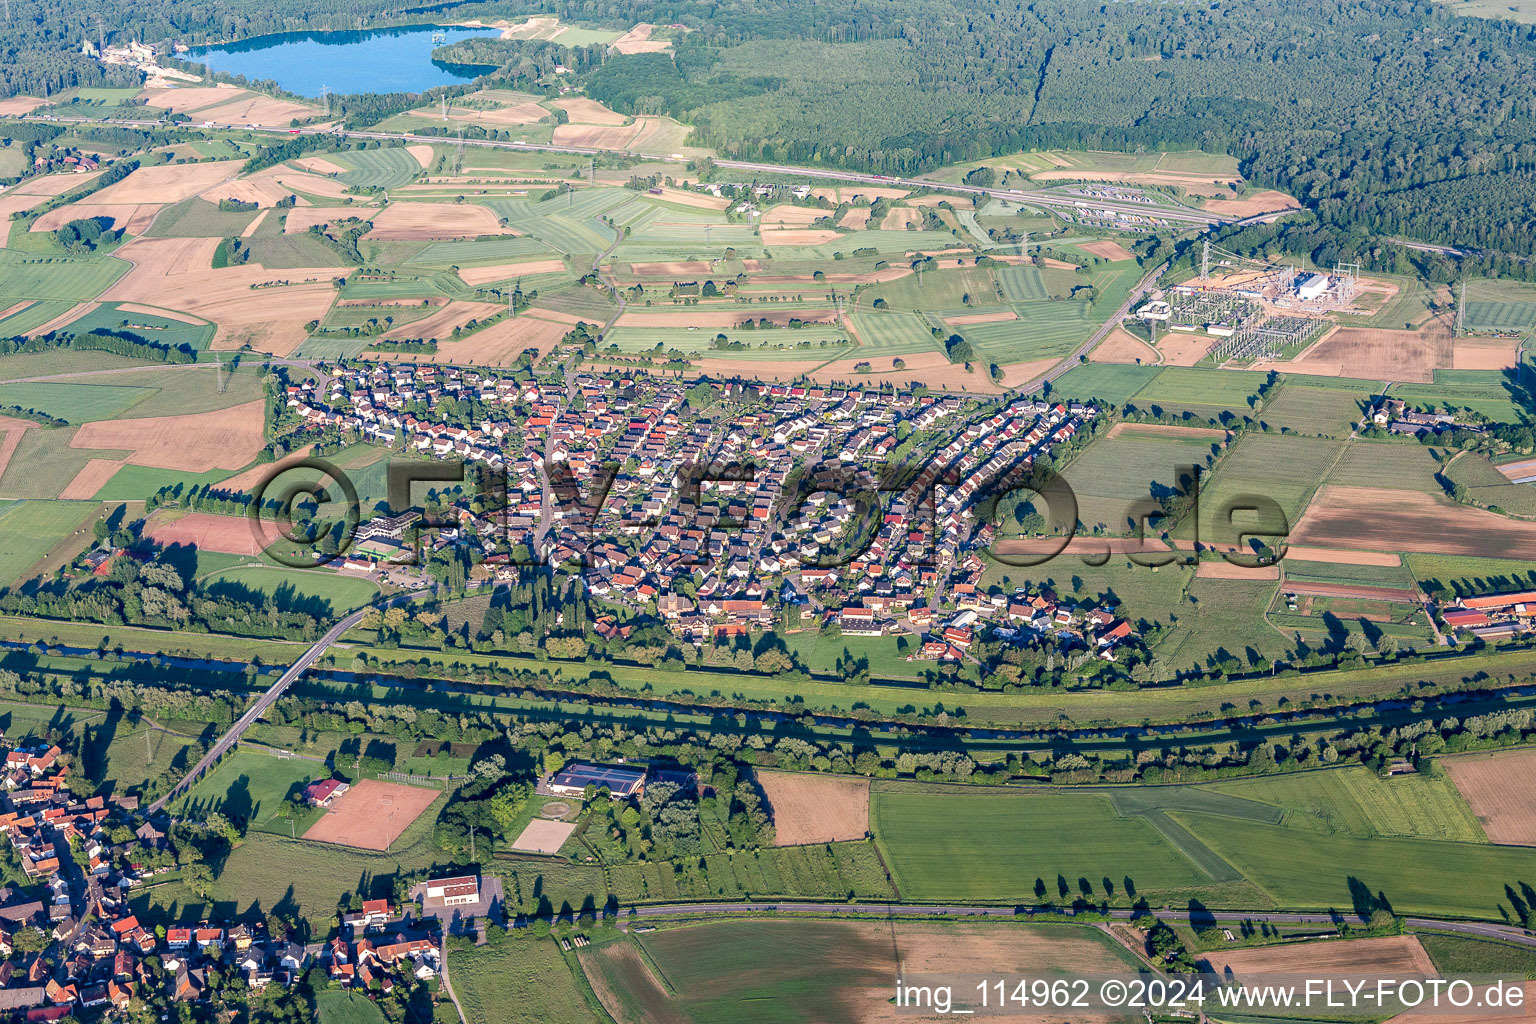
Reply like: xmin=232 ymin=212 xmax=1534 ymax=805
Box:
xmin=70 ymin=400 xmax=266 ymax=472
xmin=102 ymin=237 xmax=337 ymax=354
xmin=303 ymin=779 xmax=439 ymax=852
xmin=291 ymin=156 xmax=348 ymax=175
xmin=1156 ymin=331 xmax=1214 ymax=366
xmin=13 ymin=172 xmax=103 ymax=198
xmin=1292 ymin=485 xmax=1536 ymax=558
xmin=1105 ymin=422 xmax=1225 ymax=440
xmin=0 ymin=96 xmax=48 ymax=116
xmin=1196 ymin=559 xmax=1279 ymax=579
xmin=91 ymin=160 xmax=243 ymax=205
xmin=1080 ymin=239 xmax=1135 ymax=261
xmin=1200 ymin=935 xmax=1437 ymax=980
xmin=997 ymin=357 xmax=1062 ymax=389
xmin=143 ymin=510 xmax=270 ymax=555
xmin=1093 ymin=327 xmax=1160 ymax=364
xmin=280 ymin=207 xmax=366 ymax=235
xmin=58 ymin=459 xmax=129 ymax=501
xmin=611 ymin=22 xmax=670 ymax=54
xmin=810 ymin=351 xmax=1016 ymax=393
xmin=365 ymin=201 xmax=511 ymax=241
xmin=0 ymin=417 xmax=37 ymax=482
xmin=553 ymin=97 xmax=628 ymax=124
xmin=457 ymin=259 xmax=567 ymax=286
xmin=214 ymin=444 xmax=315 ymax=494
xmin=202 ymin=166 xmax=311 ymax=209
xmin=1443 ymin=749 xmax=1536 ymax=845
xmin=0 ymin=193 xmax=52 ymax=222
xmin=881 ymin=207 xmax=923 ymax=230
xmin=424 ymin=100 xmax=549 ymax=126
xmin=520 ymin=306 xmax=594 ymax=326
xmin=1281 ymin=545 xmax=1401 ymax=567
xmin=812 ymin=186 xmax=908 ymax=203
xmin=755 ymin=771 xmax=869 ymax=845
xmin=649 ymin=186 xmax=728 ymax=210
xmin=1387 ymin=983 xmax=1535 ymax=1024
xmin=30 ymin=203 xmax=160 ymax=235
xmin=381 ymin=300 xmax=504 ymax=342
xmin=553 ymin=123 xmax=643 ymax=149
xmin=138 ymin=84 xmax=244 ymax=114
xmin=378 ymin=315 xmax=569 ymax=366
xmin=1453 ymin=336 xmax=1520 ymax=370
xmin=240 ymin=210 xmax=269 ymax=237
xmin=1202 ymin=190 xmax=1303 ymax=217
xmin=946 ymin=310 xmax=1018 ymax=325
xmin=762 ymin=204 xmax=826 ymax=227
xmin=1266 ymin=320 xmax=1451 ymax=383
xmin=406 ymin=145 xmax=434 ymax=169
xmin=761 ymin=228 xmax=844 ymax=247
xmin=272 ymin=172 xmax=354 ymax=200
xmin=837 ymin=207 xmax=872 ymax=230
xmin=194 ymin=93 xmax=316 ymax=126
xmin=991 ymin=536 xmax=1177 ymax=560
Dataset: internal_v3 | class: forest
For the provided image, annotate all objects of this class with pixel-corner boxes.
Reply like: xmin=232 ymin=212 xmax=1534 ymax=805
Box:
xmin=4 ymin=0 xmax=1536 ymax=259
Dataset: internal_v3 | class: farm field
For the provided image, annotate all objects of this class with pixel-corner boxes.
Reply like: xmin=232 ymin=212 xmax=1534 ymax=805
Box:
xmin=1442 ymin=749 xmax=1536 ymax=845
xmin=1198 ymin=934 xmax=1436 ymax=979
xmin=454 ymin=930 xmax=602 ymax=1024
xmin=0 ymin=499 xmax=98 ymax=585
xmin=1059 ymin=431 xmax=1222 ymax=533
xmin=1206 ymin=765 xmax=1486 ymax=842
xmin=601 ymin=919 xmax=1139 ymax=1024
xmin=754 ymin=771 xmax=870 ymax=845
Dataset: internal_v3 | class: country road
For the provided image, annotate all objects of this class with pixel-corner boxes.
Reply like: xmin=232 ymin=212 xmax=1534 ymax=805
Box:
xmin=623 ymin=900 xmax=1536 ymax=948
xmin=147 ymin=588 xmax=433 ymax=814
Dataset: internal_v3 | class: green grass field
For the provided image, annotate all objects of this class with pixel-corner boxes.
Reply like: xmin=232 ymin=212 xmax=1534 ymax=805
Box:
xmin=1060 ymin=432 xmax=1222 ymax=532
xmin=52 ymin=302 xmax=215 ymax=353
xmin=1134 ymin=366 xmax=1263 ymax=412
xmin=1192 ymin=432 xmax=1345 ymax=541
xmin=871 ymin=787 xmax=1214 ymax=902
xmin=869 ymin=265 xmax=1005 ymax=309
xmin=1392 ymin=371 xmax=1526 ymax=422
xmin=997 ymin=265 xmax=1048 ymax=302
xmin=200 ymin=565 xmax=380 ymax=616
xmin=331 ymin=147 xmax=424 ymax=189
xmin=0 ymin=251 xmax=130 ymax=300
xmin=606 ymin=325 xmax=848 ymax=358
xmin=0 ymin=300 xmax=78 ymax=336
xmin=315 ymin=990 xmax=388 ymax=1024
xmin=454 ymin=931 xmax=601 ymax=1024
xmin=1261 ymin=382 xmax=1372 ymax=437
xmin=1050 ymin=362 xmax=1161 ymax=404
xmin=146 ymin=198 xmax=262 ymax=239
xmin=1207 ymin=765 xmax=1486 ymax=842
xmin=846 ymin=311 xmax=944 ymax=355
xmin=611 ymin=919 xmax=1138 ymax=1024
xmin=169 ymin=749 xmax=324 ymax=830
xmin=0 ymin=499 xmax=99 ymax=584
xmin=1419 ymin=932 xmax=1536 ymax=976
xmin=408 ymin=236 xmax=557 ymax=267
xmin=0 ymin=380 xmax=152 ymax=423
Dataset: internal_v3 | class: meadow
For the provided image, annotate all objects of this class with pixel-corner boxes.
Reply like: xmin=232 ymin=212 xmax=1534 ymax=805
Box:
xmin=1058 ymin=431 xmax=1222 ymax=532
xmin=1206 ymin=765 xmax=1485 ymax=842
xmin=870 ymin=787 xmax=1214 ymax=902
xmin=453 ymin=930 xmax=602 ymax=1024
xmin=0 ymin=499 xmax=99 ymax=585
xmin=0 ymin=250 xmax=130 ymax=300
xmin=200 ymin=565 xmax=381 ymax=616
xmin=0 ymin=380 xmax=151 ymax=422
xmin=169 ymin=749 xmax=325 ymax=831
xmin=845 ymin=311 xmax=943 ymax=355
xmin=329 ymin=147 xmax=425 ymax=189
xmin=315 ymin=991 xmax=387 ymax=1024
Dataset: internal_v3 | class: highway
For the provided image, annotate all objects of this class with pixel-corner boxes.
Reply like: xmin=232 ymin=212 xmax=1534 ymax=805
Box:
xmin=146 ymin=588 xmax=431 ymax=814
xmin=19 ymin=114 xmax=1227 ymax=226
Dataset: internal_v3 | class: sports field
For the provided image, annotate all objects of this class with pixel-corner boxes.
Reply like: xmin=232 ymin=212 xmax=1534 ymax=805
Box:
xmin=200 ymin=565 xmax=380 ymax=615
xmin=302 ymin=778 xmax=441 ymax=851
xmin=170 ymin=749 xmax=324 ymax=830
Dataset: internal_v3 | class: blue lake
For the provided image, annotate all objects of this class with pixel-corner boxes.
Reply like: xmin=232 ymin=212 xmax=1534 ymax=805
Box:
xmin=188 ymin=25 xmax=500 ymax=98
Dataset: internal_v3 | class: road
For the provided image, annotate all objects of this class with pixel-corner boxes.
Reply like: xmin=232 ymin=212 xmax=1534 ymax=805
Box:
xmin=623 ymin=901 xmax=1536 ymax=948
xmin=23 ymin=114 xmax=1226 ymax=226
xmin=147 ymin=588 xmax=431 ymax=814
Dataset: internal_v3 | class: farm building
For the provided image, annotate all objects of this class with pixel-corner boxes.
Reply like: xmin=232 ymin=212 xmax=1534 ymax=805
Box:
xmin=303 ymin=779 xmax=349 ymax=807
xmin=548 ymin=762 xmax=647 ymax=798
